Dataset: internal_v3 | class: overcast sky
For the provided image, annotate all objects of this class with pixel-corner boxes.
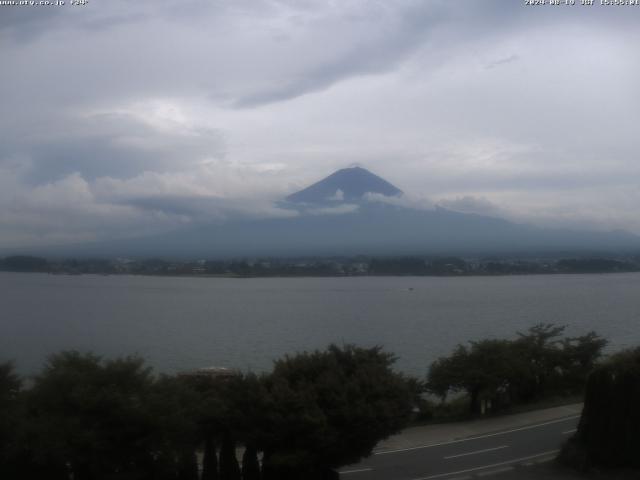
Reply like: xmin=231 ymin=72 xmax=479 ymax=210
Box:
xmin=1 ymin=0 xmax=639 ymax=248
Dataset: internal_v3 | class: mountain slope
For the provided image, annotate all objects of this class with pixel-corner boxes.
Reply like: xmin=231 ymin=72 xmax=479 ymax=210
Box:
xmin=17 ymin=167 xmax=640 ymax=259
xmin=33 ymin=202 xmax=640 ymax=259
xmin=286 ymin=167 xmax=402 ymax=204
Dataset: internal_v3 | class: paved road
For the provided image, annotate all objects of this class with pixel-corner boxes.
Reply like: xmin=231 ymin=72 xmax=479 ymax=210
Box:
xmin=339 ymin=410 xmax=580 ymax=480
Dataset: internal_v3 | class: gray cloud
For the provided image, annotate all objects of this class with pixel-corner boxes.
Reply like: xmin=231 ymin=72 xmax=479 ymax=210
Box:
xmin=0 ymin=5 xmax=62 ymax=40
xmin=233 ymin=2 xmax=447 ymax=107
xmin=437 ymin=196 xmax=504 ymax=217
xmin=8 ymin=112 xmax=224 ymax=184
xmin=485 ymin=54 xmax=520 ymax=70
xmin=1 ymin=0 xmax=640 ymax=247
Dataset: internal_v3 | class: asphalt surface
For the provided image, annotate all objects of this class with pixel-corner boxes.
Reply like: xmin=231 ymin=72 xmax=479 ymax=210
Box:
xmin=339 ymin=413 xmax=580 ymax=480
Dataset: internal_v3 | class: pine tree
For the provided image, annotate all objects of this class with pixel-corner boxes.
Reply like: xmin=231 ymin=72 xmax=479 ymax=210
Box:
xmin=219 ymin=432 xmax=241 ymax=480
xmin=202 ymin=435 xmax=219 ymax=480
xmin=241 ymin=443 xmax=260 ymax=480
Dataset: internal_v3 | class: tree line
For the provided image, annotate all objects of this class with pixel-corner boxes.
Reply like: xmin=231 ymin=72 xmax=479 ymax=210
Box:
xmin=0 ymin=345 xmax=417 ymax=480
xmin=427 ymin=324 xmax=607 ymax=415
xmin=3 ymin=254 xmax=640 ymax=276
xmin=0 ymin=325 xmax=618 ymax=479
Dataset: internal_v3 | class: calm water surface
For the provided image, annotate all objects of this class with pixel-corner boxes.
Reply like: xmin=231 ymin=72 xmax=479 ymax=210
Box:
xmin=1 ymin=272 xmax=639 ymax=376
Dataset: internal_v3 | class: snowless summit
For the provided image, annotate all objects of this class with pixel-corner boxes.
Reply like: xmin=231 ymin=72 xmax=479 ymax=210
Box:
xmin=286 ymin=166 xmax=403 ymax=204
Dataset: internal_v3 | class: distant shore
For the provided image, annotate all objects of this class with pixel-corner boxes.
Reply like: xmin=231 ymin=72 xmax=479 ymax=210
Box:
xmin=2 ymin=254 xmax=639 ymax=278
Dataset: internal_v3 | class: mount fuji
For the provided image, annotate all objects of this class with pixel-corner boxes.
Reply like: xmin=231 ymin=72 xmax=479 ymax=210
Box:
xmin=23 ymin=167 xmax=640 ymax=258
xmin=285 ymin=166 xmax=402 ymax=204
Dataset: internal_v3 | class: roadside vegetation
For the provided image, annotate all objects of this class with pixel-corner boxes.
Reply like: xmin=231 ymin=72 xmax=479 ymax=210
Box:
xmin=0 ymin=345 xmax=417 ymax=480
xmin=1 ymin=324 xmax=635 ymax=479
xmin=425 ymin=324 xmax=606 ymax=417
xmin=559 ymin=346 xmax=640 ymax=472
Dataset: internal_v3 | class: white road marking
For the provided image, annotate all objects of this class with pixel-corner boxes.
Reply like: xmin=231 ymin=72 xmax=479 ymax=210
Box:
xmin=340 ymin=468 xmax=373 ymax=474
xmin=562 ymin=428 xmax=577 ymax=435
xmin=444 ymin=445 xmax=509 ymax=460
xmin=535 ymin=456 xmax=556 ymax=464
xmin=375 ymin=416 xmax=579 ymax=455
xmin=410 ymin=449 xmax=560 ymax=480
xmin=477 ymin=466 xmax=514 ymax=476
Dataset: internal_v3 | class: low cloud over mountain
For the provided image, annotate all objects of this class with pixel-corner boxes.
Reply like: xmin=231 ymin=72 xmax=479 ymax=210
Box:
xmin=22 ymin=167 xmax=639 ymax=259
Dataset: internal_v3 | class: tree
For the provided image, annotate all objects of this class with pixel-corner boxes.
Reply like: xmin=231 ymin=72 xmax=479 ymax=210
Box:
xmin=25 ymin=351 xmax=159 ymax=479
xmin=427 ymin=346 xmax=467 ymax=402
xmin=259 ymin=345 xmax=415 ymax=479
xmin=513 ymin=324 xmax=608 ymax=400
xmin=241 ymin=444 xmax=261 ymax=480
xmin=511 ymin=323 xmax=567 ymax=401
xmin=201 ymin=434 xmax=219 ymax=480
xmin=212 ymin=373 xmax=266 ymax=480
xmin=559 ymin=332 xmax=607 ymax=392
xmin=177 ymin=450 xmax=199 ymax=480
xmin=427 ymin=340 xmax=516 ymax=414
xmin=560 ymin=347 xmax=640 ymax=470
xmin=148 ymin=374 xmax=207 ymax=479
xmin=219 ymin=431 xmax=241 ymax=480
xmin=427 ymin=324 xmax=607 ymax=414
xmin=0 ymin=362 xmax=24 ymax=478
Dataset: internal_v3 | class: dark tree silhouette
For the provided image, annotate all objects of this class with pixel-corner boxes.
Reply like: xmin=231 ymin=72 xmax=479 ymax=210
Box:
xmin=428 ymin=340 xmax=515 ymax=414
xmin=428 ymin=324 xmax=607 ymax=414
xmin=219 ymin=431 xmax=242 ymax=480
xmin=25 ymin=352 xmax=159 ymax=479
xmin=561 ymin=347 xmax=640 ymax=470
xmin=260 ymin=344 xmax=415 ymax=479
xmin=241 ymin=444 xmax=261 ymax=480
xmin=201 ymin=435 xmax=219 ymax=480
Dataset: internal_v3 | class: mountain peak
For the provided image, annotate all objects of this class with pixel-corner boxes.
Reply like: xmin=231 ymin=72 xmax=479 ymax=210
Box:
xmin=286 ymin=166 xmax=403 ymax=204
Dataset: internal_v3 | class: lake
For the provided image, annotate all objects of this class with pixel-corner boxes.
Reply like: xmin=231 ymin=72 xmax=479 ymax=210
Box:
xmin=1 ymin=272 xmax=639 ymax=377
